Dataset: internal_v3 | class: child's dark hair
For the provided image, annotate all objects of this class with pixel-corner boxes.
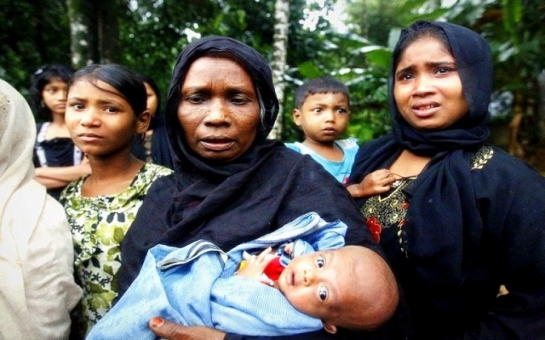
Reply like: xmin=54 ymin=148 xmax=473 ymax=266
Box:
xmin=69 ymin=64 xmax=147 ymax=116
xmin=294 ymin=76 xmax=350 ymax=109
xmin=29 ymin=64 xmax=75 ymax=121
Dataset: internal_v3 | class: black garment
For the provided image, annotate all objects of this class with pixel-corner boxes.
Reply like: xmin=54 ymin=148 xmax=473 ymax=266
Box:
xmin=350 ymin=21 xmax=545 ymax=339
xmin=118 ymin=36 xmax=396 ymax=340
xmin=131 ymin=126 xmax=173 ymax=169
xmin=33 ymin=122 xmax=83 ymax=200
xmin=132 ymin=112 xmax=174 ymax=169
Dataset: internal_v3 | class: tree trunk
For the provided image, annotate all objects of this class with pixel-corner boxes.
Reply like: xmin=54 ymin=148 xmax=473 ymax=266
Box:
xmin=67 ymin=0 xmax=98 ymax=68
xmin=96 ymin=0 xmax=121 ymax=64
xmin=268 ymin=0 xmax=290 ymax=140
xmin=66 ymin=0 xmax=121 ymax=68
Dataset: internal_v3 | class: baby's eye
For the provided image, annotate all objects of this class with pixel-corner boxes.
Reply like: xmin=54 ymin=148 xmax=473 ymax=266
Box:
xmin=318 ymin=285 xmax=328 ymax=301
xmin=316 ymin=255 xmax=325 ymax=268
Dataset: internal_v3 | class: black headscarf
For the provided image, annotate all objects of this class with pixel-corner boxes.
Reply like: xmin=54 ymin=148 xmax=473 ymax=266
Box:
xmin=351 ymin=21 xmax=493 ymax=281
xmin=161 ymin=36 xmax=289 ymax=244
xmin=165 ymin=35 xmax=280 ymax=179
xmin=390 ymin=21 xmax=491 ymax=153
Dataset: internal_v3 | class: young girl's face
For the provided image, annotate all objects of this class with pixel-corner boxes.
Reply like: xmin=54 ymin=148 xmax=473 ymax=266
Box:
xmin=42 ymin=77 xmax=69 ymax=116
xmin=393 ymin=36 xmax=469 ymax=131
xmin=65 ymin=79 xmax=149 ymax=157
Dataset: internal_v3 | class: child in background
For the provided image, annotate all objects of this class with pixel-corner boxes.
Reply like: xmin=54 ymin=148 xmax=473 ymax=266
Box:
xmin=286 ymin=76 xmax=396 ymax=196
xmin=60 ymin=63 xmax=172 ymax=336
xmin=131 ymin=74 xmax=173 ymax=169
xmin=285 ymin=76 xmax=358 ymax=184
xmin=29 ymin=64 xmax=91 ymax=200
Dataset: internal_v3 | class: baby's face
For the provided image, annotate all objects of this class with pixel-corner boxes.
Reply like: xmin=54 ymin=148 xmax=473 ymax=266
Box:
xmin=277 ymin=249 xmax=354 ymax=320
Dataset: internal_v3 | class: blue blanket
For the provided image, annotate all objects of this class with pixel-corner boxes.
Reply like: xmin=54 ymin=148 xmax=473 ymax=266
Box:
xmin=87 ymin=212 xmax=346 ymax=339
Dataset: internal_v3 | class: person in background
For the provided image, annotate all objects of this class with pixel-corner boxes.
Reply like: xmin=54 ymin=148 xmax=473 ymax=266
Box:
xmin=348 ymin=20 xmax=545 ymax=339
xmin=60 ymin=63 xmax=172 ymax=337
xmin=131 ymin=73 xmax=174 ymax=169
xmin=115 ymin=35 xmax=398 ymax=340
xmin=29 ymin=64 xmax=91 ymax=200
xmin=286 ymin=76 xmax=396 ymax=199
xmin=285 ymin=76 xmax=359 ymax=184
xmin=0 ymin=79 xmax=82 ymax=339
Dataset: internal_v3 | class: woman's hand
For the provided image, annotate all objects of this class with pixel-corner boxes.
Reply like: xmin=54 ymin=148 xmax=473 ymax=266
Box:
xmin=149 ymin=317 xmax=225 ymax=340
xmin=347 ymin=169 xmax=395 ymax=198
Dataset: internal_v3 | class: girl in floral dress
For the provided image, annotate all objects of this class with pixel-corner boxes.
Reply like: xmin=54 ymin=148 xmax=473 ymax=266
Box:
xmin=60 ymin=64 xmax=172 ymax=337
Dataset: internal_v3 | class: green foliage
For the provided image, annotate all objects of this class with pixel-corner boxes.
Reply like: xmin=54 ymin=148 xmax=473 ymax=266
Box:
xmin=2 ymin=0 xmax=544 ymax=146
xmin=0 ymin=0 xmax=71 ymax=97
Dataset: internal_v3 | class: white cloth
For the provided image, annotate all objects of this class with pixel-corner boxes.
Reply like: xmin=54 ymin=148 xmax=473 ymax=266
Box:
xmin=0 ymin=79 xmax=82 ymax=340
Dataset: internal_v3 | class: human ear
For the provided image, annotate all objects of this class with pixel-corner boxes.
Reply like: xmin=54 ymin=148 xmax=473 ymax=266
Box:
xmin=322 ymin=321 xmax=337 ymax=334
xmin=135 ymin=110 xmax=151 ymax=134
xmin=292 ymin=109 xmax=302 ymax=127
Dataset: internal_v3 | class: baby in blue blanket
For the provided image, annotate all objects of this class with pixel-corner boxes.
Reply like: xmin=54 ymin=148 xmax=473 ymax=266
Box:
xmin=87 ymin=212 xmax=398 ymax=339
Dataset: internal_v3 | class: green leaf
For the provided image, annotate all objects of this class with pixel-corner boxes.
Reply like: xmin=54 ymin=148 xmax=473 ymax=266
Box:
xmin=297 ymin=61 xmax=323 ymax=78
xmin=502 ymin=0 xmax=523 ymax=34
xmin=113 ymin=227 xmax=125 ymax=244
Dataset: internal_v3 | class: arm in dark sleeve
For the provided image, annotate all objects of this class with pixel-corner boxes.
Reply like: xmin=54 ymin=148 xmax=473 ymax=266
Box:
xmin=117 ymin=176 xmax=175 ymax=299
xmin=465 ymin=163 xmax=545 ymax=339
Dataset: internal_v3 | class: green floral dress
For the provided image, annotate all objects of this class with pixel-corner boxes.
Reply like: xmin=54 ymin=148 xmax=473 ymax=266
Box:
xmin=60 ymin=163 xmax=172 ymax=335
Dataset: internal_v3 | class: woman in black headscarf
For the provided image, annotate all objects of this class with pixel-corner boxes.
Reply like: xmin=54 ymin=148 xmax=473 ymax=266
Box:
xmin=348 ymin=20 xmax=545 ymax=339
xmin=117 ymin=36 xmax=398 ymax=339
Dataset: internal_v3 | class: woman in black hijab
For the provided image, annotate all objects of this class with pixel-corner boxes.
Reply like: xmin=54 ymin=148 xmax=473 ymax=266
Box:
xmin=348 ymin=20 xmax=545 ymax=339
xmin=117 ymin=36 xmax=397 ymax=339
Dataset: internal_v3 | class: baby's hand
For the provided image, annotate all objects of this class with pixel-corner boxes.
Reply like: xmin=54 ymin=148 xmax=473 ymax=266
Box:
xmin=282 ymin=242 xmax=295 ymax=256
xmin=236 ymin=247 xmax=275 ymax=286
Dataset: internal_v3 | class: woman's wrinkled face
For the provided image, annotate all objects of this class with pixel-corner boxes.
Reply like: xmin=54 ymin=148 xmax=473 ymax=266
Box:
xmin=177 ymin=56 xmax=260 ymax=163
xmin=393 ymin=36 xmax=469 ymax=130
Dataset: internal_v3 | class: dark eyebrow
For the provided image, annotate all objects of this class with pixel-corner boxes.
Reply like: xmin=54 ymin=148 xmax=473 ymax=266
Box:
xmin=396 ymin=61 xmax=457 ymax=76
xmin=67 ymin=96 xmax=121 ymax=106
xmin=67 ymin=96 xmax=85 ymax=101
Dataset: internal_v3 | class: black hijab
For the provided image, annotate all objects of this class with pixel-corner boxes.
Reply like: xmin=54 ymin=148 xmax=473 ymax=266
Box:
xmin=165 ymin=35 xmax=280 ymax=179
xmin=160 ymin=36 xmax=291 ymax=245
xmin=351 ymin=21 xmax=493 ymax=281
